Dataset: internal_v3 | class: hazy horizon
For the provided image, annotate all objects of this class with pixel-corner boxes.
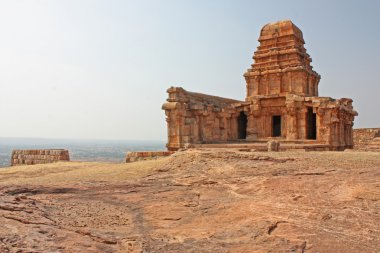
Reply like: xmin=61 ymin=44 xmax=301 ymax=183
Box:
xmin=0 ymin=136 xmax=166 ymax=143
xmin=0 ymin=137 xmax=165 ymax=167
xmin=0 ymin=0 xmax=379 ymax=141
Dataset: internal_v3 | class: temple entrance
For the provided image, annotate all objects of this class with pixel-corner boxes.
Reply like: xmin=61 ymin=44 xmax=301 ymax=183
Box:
xmin=237 ymin=112 xmax=247 ymax=139
xmin=307 ymin=107 xmax=317 ymax=139
xmin=272 ymin=115 xmax=281 ymax=137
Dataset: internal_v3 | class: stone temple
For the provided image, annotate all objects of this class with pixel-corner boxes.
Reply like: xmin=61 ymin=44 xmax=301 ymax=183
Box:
xmin=162 ymin=20 xmax=357 ymax=151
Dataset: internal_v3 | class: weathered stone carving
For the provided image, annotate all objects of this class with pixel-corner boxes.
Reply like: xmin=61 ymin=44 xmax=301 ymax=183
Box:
xmin=163 ymin=20 xmax=357 ymax=151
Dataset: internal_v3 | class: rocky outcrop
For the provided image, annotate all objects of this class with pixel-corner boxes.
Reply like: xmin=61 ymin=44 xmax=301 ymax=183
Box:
xmin=11 ymin=149 xmax=70 ymax=166
xmin=0 ymin=150 xmax=379 ymax=252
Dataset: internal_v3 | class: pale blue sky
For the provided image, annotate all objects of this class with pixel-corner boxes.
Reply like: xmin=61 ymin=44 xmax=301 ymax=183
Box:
xmin=0 ymin=0 xmax=379 ymax=140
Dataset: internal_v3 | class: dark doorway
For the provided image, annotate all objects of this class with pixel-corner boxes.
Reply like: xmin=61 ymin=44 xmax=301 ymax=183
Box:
xmin=237 ymin=112 xmax=247 ymax=139
xmin=272 ymin=115 xmax=281 ymax=137
xmin=307 ymin=107 xmax=317 ymax=139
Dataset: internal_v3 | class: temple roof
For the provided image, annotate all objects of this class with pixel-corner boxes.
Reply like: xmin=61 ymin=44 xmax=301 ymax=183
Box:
xmin=244 ymin=19 xmax=319 ymax=77
xmin=259 ymin=20 xmax=304 ymax=43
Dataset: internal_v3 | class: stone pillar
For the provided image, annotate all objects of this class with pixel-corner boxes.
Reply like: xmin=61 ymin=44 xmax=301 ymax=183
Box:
xmin=339 ymin=113 xmax=345 ymax=148
xmin=348 ymin=119 xmax=354 ymax=147
xmin=286 ymin=107 xmax=298 ymax=140
xmin=198 ymin=114 xmax=205 ymax=143
xmin=230 ymin=114 xmax=238 ymax=140
xmin=173 ymin=112 xmax=184 ymax=149
xmin=246 ymin=113 xmax=259 ymax=141
xmin=202 ymin=110 xmax=212 ymax=142
xmin=191 ymin=115 xmax=200 ymax=143
xmin=247 ymin=99 xmax=261 ymax=140
xmin=225 ymin=116 xmax=231 ymax=140
xmin=164 ymin=106 xmax=186 ymax=151
xmin=330 ymin=122 xmax=340 ymax=148
xmin=216 ymin=114 xmax=226 ymax=142
xmin=165 ymin=111 xmax=178 ymax=150
xmin=297 ymin=108 xmax=307 ymax=139
xmin=316 ymin=108 xmax=327 ymax=142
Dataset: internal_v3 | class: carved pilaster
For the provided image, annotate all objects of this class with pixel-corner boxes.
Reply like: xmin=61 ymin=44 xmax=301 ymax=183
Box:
xmin=286 ymin=104 xmax=298 ymax=140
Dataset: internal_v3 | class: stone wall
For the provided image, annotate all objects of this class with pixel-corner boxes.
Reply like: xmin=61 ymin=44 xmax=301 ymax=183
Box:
xmin=11 ymin=149 xmax=70 ymax=166
xmin=245 ymin=95 xmax=356 ymax=149
xmin=353 ymin=128 xmax=380 ymax=150
xmin=125 ymin=151 xmax=174 ymax=163
xmin=162 ymin=87 xmax=245 ymax=151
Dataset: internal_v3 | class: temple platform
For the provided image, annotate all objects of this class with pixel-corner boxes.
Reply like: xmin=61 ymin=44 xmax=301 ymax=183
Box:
xmin=192 ymin=140 xmax=334 ymax=151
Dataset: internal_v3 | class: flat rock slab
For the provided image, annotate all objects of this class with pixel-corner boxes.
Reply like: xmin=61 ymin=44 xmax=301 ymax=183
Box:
xmin=0 ymin=150 xmax=379 ymax=252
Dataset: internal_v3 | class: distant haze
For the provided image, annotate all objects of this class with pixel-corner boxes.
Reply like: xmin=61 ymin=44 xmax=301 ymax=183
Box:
xmin=0 ymin=0 xmax=379 ymax=141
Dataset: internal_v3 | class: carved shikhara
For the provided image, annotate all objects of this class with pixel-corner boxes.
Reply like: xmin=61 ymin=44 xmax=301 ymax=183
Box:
xmin=162 ymin=20 xmax=357 ymax=151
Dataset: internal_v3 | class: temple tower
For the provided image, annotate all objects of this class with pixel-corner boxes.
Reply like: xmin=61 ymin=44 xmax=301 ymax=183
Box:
xmin=244 ymin=20 xmax=320 ymax=100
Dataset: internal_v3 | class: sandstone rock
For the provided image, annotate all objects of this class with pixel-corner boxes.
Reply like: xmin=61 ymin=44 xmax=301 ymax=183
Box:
xmin=0 ymin=149 xmax=379 ymax=252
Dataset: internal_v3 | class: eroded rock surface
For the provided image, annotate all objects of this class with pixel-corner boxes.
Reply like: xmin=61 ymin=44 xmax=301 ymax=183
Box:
xmin=0 ymin=150 xmax=379 ymax=252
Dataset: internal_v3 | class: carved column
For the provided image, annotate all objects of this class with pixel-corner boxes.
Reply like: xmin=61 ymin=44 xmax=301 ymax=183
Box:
xmin=230 ymin=114 xmax=239 ymax=140
xmin=339 ymin=112 xmax=345 ymax=148
xmin=297 ymin=107 xmax=307 ymax=139
xmin=217 ymin=112 xmax=228 ymax=142
xmin=247 ymin=99 xmax=261 ymax=140
xmin=166 ymin=109 xmax=184 ymax=150
xmin=329 ymin=109 xmax=340 ymax=147
xmin=286 ymin=105 xmax=298 ymax=140
xmin=316 ymin=108 xmax=327 ymax=142
xmin=246 ymin=113 xmax=256 ymax=141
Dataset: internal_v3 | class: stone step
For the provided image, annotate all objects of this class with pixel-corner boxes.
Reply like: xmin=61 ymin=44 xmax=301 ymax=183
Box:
xmin=192 ymin=142 xmax=331 ymax=151
xmin=207 ymin=139 xmax=325 ymax=145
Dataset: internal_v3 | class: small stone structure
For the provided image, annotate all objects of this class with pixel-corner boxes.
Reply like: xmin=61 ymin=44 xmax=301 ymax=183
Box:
xmin=125 ymin=151 xmax=174 ymax=163
xmin=267 ymin=140 xmax=280 ymax=152
xmin=353 ymin=128 xmax=380 ymax=151
xmin=162 ymin=20 xmax=357 ymax=151
xmin=11 ymin=149 xmax=70 ymax=166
